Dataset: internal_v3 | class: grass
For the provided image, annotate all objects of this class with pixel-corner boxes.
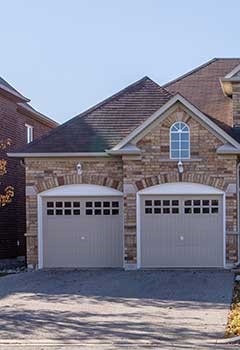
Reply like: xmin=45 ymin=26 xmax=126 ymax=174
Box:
xmin=225 ymin=275 xmax=240 ymax=337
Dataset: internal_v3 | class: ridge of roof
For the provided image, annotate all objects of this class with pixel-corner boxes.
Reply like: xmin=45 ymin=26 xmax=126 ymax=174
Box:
xmin=163 ymin=58 xmax=240 ymax=88
xmin=163 ymin=58 xmax=217 ymax=87
xmin=17 ymin=76 xmax=172 ymax=153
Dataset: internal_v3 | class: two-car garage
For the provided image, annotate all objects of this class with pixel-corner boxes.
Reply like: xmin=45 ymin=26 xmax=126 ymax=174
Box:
xmin=39 ymin=182 xmax=225 ymax=269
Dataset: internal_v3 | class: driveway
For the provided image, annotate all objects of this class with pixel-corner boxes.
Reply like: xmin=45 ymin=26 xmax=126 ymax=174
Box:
xmin=0 ymin=270 xmax=234 ymax=348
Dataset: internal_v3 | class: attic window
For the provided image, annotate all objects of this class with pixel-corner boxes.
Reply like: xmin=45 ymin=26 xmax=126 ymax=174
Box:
xmin=25 ymin=124 xmax=33 ymax=143
xmin=170 ymin=122 xmax=190 ymax=159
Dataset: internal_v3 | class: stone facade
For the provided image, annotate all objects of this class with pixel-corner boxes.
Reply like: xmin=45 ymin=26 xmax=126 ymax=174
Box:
xmin=25 ymin=106 xmax=239 ymax=267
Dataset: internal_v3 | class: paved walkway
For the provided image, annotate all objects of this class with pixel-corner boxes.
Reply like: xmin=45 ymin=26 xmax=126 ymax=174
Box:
xmin=0 ymin=270 xmax=234 ymax=347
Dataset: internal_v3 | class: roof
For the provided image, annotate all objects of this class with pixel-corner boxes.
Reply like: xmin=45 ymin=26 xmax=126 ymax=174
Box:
xmin=17 ymin=103 xmax=59 ymax=128
xmin=16 ymin=76 xmax=172 ymax=153
xmin=111 ymin=93 xmax=240 ymax=151
xmin=0 ymin=75 xmax=58 ymax=127
xmin=10 ymin=58 xmax=240 ymax=156
xmin=164 ymin=58 xmax=240 ymax=126
xmin=0 ymin=76 xmax=23 ymax=95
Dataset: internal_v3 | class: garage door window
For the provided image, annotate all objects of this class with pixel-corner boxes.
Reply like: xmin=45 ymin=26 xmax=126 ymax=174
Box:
xmin=144 ymin=198 xmax=219 ymax=215
xmin=85 ymin=201 xmax=119 ymax=216
xmin=145 ymin=199 xmax=179 ymax=214
xmin=184 ymin=199 xmax=219 ymax=214
xmin=46 ymin=200 xmax=120 ymax=216
xmin=46 ymin=201 xmax=81 ymax=216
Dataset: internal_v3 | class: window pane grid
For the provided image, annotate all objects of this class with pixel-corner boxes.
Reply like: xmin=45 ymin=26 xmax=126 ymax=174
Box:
xmin=46 ymin=200 xmax=120 ymax=216
xmin=145 ymin=199 xmax=179 ymax=215
xmin=170 ymin=122 xmax=190 ymax=159
xmin=184 ymin=199 xmax=219 ymax=214
xmin=144 ymin=198 xmax=219 ymax=215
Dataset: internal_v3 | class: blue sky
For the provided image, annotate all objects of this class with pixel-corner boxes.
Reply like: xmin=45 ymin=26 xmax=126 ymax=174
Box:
xmin=1 ymin=0 xmax=240 ymax=123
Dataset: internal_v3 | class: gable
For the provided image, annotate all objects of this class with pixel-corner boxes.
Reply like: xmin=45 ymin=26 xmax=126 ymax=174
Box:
xmin=136 ymin=106 xmax=224 ymax=160
xmin=112 ymin=94 xmax=240 ymax=152
xmin=163 ymin=58 xmax=240 ymax=126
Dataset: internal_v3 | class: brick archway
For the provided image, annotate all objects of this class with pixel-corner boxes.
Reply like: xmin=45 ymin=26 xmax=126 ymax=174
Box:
xmin=35 ymin=174 xmax=122 ymax=194
xmin=135 ymin=173 xmax=226 ymax=191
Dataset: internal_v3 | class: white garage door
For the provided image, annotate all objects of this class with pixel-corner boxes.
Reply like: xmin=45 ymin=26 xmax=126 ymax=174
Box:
xmin=42 ymin=195 xmax=123 ymax=268
xmin=140 ymin=187 xmax=224 ymax=268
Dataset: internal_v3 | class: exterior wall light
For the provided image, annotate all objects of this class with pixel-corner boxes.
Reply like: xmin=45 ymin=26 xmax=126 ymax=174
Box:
xmin=178 ymin=161 xmax=184 ymax=174
xmin=76 ymin=162 xmax=83 ymax=175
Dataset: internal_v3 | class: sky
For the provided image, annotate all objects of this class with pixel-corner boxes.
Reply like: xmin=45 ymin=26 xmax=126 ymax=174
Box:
xmin=1 ymin=0 xmax=240 ymax=123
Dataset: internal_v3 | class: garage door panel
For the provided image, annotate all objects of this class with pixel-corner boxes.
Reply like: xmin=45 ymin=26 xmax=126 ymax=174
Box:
xmin=140 ymin=195 xmax=224 ymax=268
xmin=43 ymin=196 xmax=123 ymax=268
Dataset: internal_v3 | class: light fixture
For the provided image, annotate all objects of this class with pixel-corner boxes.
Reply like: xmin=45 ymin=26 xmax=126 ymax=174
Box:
xmin=178 ymin=161 xmax=184 ymax=174
xmin=76 ymin=162 xmax=83 ymax=175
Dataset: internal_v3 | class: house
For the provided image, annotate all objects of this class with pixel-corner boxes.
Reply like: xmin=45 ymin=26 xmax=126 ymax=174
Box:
xmin=9 ymin=58 xmax=240 ymax=269
xmin=0 ymin=76 xmax=58 ymax=260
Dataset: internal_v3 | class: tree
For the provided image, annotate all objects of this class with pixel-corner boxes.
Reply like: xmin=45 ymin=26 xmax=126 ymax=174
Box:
xmin=0 ymin=138 xmax=14 ymax=207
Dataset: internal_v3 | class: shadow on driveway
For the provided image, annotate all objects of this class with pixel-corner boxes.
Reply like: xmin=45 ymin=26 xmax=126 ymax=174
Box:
xmin=0 ymin=269 xmax=234 ymax=346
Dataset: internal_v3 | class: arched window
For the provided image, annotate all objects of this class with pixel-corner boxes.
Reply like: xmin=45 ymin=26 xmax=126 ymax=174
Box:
xmin=170 ymin=122 xmax=190 ymax=159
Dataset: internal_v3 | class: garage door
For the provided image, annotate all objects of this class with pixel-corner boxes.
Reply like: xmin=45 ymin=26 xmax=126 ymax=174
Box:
xmin=42 ymin=196 xmax=123 ymax=268
xmin=140 ymin=194 xmax=224 ymax=268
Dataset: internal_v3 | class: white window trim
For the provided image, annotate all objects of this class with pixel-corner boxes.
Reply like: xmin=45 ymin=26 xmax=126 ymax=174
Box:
xmin=169 ymin=121 xmax=190 ymax=160
xmin=25 ymin=124 xmax=34 ymax=143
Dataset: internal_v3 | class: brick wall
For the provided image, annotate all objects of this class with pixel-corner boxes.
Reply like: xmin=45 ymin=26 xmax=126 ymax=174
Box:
xmin=25 ymin=157 xmax=123 ymax=265
xmin=123 ymin=107 xmax=238 ymax=263
xmin=232 ymin=83 xmax=240 ymax=127
xmin=0 ymin=93 xmax=53 ymax=258
xmin=24 ymin=106 xmax=239 ymax=267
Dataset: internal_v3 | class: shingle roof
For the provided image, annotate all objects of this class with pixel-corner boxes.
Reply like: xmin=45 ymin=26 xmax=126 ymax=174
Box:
xmin=164 ymin=58 xmax=240 ymax=126
xmin=17 ymin=77 xmax=172 ymax=153
xmin=13 ymin=59 xmax=240 ymax=154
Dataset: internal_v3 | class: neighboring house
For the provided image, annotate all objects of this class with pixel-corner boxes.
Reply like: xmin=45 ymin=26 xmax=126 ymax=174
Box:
xmin=0 ymin=77 xmax=58 ymax=260
xmin=10 ymin=58 xmax=240 ymax=269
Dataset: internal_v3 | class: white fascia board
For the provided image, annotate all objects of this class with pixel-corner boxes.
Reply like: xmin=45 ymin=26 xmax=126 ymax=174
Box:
xmin=217 ymin=144 xmax=240 ymax=154
xmin=225 ymin=64 xmax=240 ymax=79
xmin=107 ymin=149 xmax=141 ymax=155
xmin=111 ymin=94 xmax=240 ymax=150
xmin=0 ymin=84 xmax=30 ymax=102
xmin=106 ymin=144 xmax=141 ymax=155
xmin=7 ymin=152 xmax=108 ymax=158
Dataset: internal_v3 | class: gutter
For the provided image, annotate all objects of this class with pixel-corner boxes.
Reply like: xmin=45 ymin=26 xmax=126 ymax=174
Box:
xmin=7 ymin=152 xmax=109 ymax=158
xmin=106 ymin=149 xmax=141 ymax=155
xmin=0 ymin=84 xmax=30 ymax=102
xmin=8 ymin=148 xmax=142 ymax=158
xmin=17 ymin=103 xmax=59 ymax=128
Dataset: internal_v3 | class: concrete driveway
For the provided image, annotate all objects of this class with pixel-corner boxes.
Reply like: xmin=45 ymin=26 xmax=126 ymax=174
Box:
xmin=0 ymin=270 xmax=234 ymax=348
